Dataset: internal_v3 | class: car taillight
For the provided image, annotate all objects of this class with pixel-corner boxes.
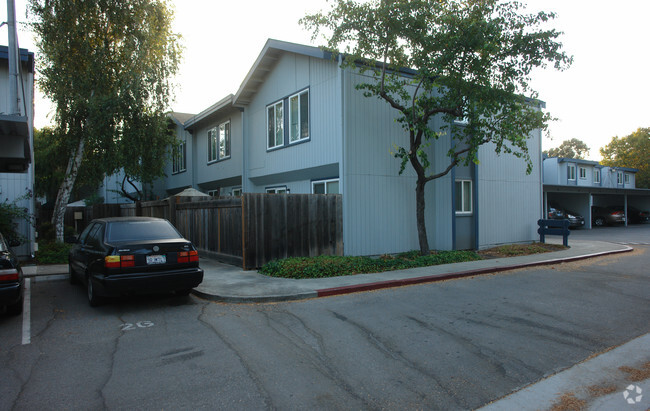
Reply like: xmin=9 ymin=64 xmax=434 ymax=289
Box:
xmin=612 ymin=211 xmax=623 ymax=216
xmin=0 ymin=268 xmax=19 ymax=281
xmin=178 ymin=250 xmax=198 ymax=263
xmin=105 ymin=255 xmax=135 ymax=268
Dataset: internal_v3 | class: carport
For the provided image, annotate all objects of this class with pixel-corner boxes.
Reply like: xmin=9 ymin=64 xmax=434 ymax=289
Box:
xmin=543 ymin=185 xmax=650 ymax=229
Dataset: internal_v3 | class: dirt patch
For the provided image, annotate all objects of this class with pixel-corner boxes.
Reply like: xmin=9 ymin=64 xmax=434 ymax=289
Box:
xmin=549 ymin=392 xmax=586 ymax=411
xmin=586 ymin=384 xmax=618 ymax=397
xmin=477 ymin=242 xmax=567 ymax=259
xmin=619 ymin=361 xmax=650 ymax=382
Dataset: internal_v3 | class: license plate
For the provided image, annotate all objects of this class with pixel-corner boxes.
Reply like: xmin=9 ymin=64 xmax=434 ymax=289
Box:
xmin=146 ymin=255 xmax=166 ymax=265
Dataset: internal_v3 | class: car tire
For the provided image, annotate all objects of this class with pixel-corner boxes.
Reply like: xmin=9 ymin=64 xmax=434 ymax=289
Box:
xmin=7 ymin=296 xmax=23 ymax=316
xmin=69 ymin=264 xmax=79 ymax=285
xmin=175 ymin=288 xmax=192 ymax=297
xmin=87 ymin=276 xmax=103 ymax=307
xmin=594 ymin=217 xmax=605 ymax=227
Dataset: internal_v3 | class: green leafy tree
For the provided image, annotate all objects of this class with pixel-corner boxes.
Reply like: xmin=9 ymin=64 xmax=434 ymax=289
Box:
xmin=302 ymin=0 xmax=572 ymax=254
xmin=29 ymin=0 xmax=182 ymax=241
xmin=544 ymin=138 xmax=590 ymax=159
xmin=600 ymin=128 xmax=650 ymax=189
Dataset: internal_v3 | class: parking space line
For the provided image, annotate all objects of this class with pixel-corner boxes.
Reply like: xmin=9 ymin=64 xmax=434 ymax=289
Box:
xmin=22 ymin=278 xmax=30 ymax=345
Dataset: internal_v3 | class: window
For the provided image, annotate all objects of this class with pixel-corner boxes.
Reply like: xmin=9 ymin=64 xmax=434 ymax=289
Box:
xmin=172 ymin=137 xmax=186 ymax=174
xmin=455 ymin=180 xmax=472 ymax=214
xmin=624 ymin=173 xmax=630 ymax=184
xmin=231 ymin=188 xmax=242 ymax=197
xmin=617 ymin=171 xmax=623 ymax=185
xmin=579 ymin=167 xmax=586 ymax=180
xmin=312 ymin=178 xmax=339 ymax=194
xmin=567 ymin=164 xmax=576 ymax=180
xmin=267 ymin=100 xmax=284 ymax=149
xmin=208 ymin=128 xmax=218 ymax=162
xmin=208 ymin=121 xmax=231 ymax=163
xmin=208 ymin=189 xmax=219 ymax=197
xmin=289 ymin=90 xmax=309 ymax=143
xmin=266 ymin=186 xmax=288 ymax=194
xmin=594 ymin=169 xmax=601 ymax=184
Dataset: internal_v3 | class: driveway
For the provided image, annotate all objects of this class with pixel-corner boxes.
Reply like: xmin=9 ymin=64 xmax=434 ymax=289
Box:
xmin=570 ymin=223 xmax=650 ymax=244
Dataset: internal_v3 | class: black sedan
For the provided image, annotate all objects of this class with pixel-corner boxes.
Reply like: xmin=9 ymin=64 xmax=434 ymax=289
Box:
xmin=0 ymin=232 xmax=24 ymax=316
xmin=69 ymin=217 xmax=204 ymax=306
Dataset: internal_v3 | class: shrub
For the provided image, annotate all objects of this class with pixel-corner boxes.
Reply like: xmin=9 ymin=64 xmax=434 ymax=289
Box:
xmin=36 ymin=241 xmax=72 ymax=264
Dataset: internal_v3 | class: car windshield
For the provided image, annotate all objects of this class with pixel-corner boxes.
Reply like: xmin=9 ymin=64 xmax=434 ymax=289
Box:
xmin=106 ymin=220 xmax=181 ymax=242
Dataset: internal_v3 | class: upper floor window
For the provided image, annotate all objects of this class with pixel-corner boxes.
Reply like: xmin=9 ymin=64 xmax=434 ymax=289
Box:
xmin=567 ymin=164 xmax=576 ymax=180
xmin=267 ymin=101 xmax=284 ymax=149
xmin=172 ymin=137 xmax=186 ymax=174
xmin=231 ymin=187 xmax=242 ymax=197
xmin=208 ymin=120 xmax=231 ymax=163
xmin=312 ymin=178 xmax=339 ymax=194
xmin=289 ymin=90 xmax=309 ymax=143
xmin=624 ymin=173 xmax=630 ymax=184
xmin=578 ymin=167 xmax=586 ymax=180
xmin=455 ymin=180 xmax=472 ymax=215
xmin=208 ymin=189 xmax=220 ymax=197
xmin=267 ymin=88 xmax=310 ymax=150
xmin=617 ymin=171 xmax=623 ymax=184
xmin=594 ymin=169 xmax=601 ymax=184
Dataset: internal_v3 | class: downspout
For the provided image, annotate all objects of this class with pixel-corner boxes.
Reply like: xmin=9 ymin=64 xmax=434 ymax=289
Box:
xmin=338 ymin=54 xmax=347 ymax=255
xmin=7 ymin=0 xmax=21 ymax=115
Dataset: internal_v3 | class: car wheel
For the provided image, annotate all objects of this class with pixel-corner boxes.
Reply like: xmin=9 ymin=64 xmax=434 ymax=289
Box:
xmin=87 ymin=276 xmax=103 ymax=307
xmin=69 ymin=264 xmax=79 ymax=285
xmin=175 ymin=288 xmax=192 ymax=297
xmin=7 ymin=296 xmax=23 ymax=316
xmin=594 ymin=217 xmax=605 ymax=227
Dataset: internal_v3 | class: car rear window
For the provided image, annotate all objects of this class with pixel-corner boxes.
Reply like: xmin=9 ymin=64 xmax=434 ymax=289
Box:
xmin=106 ymin=220 xmax=182 ymax=242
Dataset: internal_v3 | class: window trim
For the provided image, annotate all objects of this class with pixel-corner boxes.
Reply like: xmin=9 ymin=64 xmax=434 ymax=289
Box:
xmin=208 ymin=120 xmax=231 ymax=164
xmin=266 ymin=88 xmax=311 ymax=152
xmin=207 ymin=189 xmax=219 ymax=197
xmin=288 ymin=89 xmax=310 ymax=144
xmin=455 ymin=179 xmax=473 ymax=215
xmin=266 ymin=186 xmax=289 ymax=194
xmin=594 ymin=169 xmax=601 ymax=184
xmin=267 ymin=100 xmax=285 ymax=150
xmin=617 ymin=171 xmax=623 ymax=185
xmin=567 ymin=164 xmax=576 ymax=181
xmin=311 ymin=178 xmax=340 ymax=195
xmin=578 ymin=166 xmax=586 ymax=180
xmin=624 ymin=173 xmax=630 ymax=184
xmin=208 ymin=127 xmax=218 ymax=163
xmin=218 ymin=120 xmax=231 ymax=160
xmin=231 ymin=187 xmax=242 ymax=197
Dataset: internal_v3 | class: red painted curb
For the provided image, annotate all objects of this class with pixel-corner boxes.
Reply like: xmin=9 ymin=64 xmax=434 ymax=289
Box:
xmin=316 ymin=247 xmax=634 ymax=298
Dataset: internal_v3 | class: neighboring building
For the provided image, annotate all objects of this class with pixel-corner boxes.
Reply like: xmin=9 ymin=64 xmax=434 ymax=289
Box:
xmin=158 ymin=39 xmax=545 ymax=255
xmin=543 ymin=156 xmax=650 ymax=228
xmin=0 ymin=45 xmax=35 ymax=258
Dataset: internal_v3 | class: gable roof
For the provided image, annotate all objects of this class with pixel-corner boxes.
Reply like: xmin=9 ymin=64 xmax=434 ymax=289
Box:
xmin=183 ymin=94 xmax=234 ymax=130
xmin=232 ymin=39 xmax=334 ymax=107
xmin=169 ymin=112 xmax=196 ymax=126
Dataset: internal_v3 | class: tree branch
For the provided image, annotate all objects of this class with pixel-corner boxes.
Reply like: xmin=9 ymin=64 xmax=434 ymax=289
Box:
xmin=424 ymin=146 xmax=473 ymax=182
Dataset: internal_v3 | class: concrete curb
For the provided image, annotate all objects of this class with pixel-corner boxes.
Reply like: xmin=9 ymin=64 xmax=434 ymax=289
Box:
xmin=314 ymin=246 xmax=634 ymax=298
xmin=192 ymin=289 xmax=318 ymax=303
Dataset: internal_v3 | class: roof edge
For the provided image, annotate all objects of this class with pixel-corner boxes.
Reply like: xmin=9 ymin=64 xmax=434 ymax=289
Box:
xmin=184 ymin=94 xmax=234 ymax=129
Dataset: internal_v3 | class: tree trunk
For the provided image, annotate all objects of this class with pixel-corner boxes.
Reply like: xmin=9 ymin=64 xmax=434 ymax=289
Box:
xmin=415 ymin=178 xmax=430 ymax=255
xmin=51 ymin=137 xmax=85 ymax=242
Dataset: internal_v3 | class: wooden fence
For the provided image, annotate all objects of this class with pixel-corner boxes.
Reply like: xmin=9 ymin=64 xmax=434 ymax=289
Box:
xmin=46 ymin=193 xmax=343 ymax=269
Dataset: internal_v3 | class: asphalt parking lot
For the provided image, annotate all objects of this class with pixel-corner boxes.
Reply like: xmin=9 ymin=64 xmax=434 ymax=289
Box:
xmin=569 ymin=222 xmax=650 ymax=245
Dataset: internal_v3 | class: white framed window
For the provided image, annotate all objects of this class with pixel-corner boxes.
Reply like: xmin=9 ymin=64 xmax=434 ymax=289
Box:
xmin=455 ymin=180 xmax=472 ymax=214
xmin=266 ymin=186 xmax=288 ymax=194
xmin=312 ymin=178 xmax=339 ymax=194
xmin=617 ymin=171 xmax=623 ymax=184
xmin=624 ymin=173 xmax=630 ymax=184
xmin=218 ymin=121 xmax=231 ymax=160
xmin=231 ymin=187 xmax=242 ymax=197
xmin=567 ymin=164 xmax=576 ymax=180
xmin=208 ymin=189 xmax=219 ymax=197
xmin=289 ymin=89 xmax=309 ymax=143
xmin=594 ymin=169 xmax=601 ymax=184
xmin=208 ymin=127 xmax=218 ymax=162
xmin=172 ymin=137 xmax=186 ymax=174
xmin=579 ymin=167 xmax=586 ymax=180
xmin=267 ymin=100 xmax=284 ymax=149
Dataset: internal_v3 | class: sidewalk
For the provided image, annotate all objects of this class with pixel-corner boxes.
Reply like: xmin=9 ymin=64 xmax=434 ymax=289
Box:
xmin=23 ymin=239 xmax=633 ymax=302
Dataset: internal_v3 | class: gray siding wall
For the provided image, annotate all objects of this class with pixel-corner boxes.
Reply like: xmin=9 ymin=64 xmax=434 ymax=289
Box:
xmin=193 ymin=108 xmax=243 ymax=191
xmin=246 ymin=53 xmax=341 ymax=188
xmin=477 ymin=131 xmax=542 ymax=248
xmin=343 ymin=70 xmax=453 ymax=256
xmin=542 ymin=158 xmax=558 ymax=184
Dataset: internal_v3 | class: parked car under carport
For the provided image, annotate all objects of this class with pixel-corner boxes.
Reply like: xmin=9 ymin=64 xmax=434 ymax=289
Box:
xmin=591 ymin=206 xmax=626 ymax=226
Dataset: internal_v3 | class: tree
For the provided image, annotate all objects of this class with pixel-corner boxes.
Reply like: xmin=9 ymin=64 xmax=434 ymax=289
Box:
xmin=600 ymin=128 xmax=650 ymax=189
xmin=29 ymin=0 xmax=182 ymax=241
xmin=302 ymin=0 xmax=571 ymax=254
xmin=544 ymin=138 xmax=590 ymax=159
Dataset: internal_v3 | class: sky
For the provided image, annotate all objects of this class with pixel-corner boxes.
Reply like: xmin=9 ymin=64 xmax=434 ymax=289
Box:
xmin=2 ymin=0 xmax=649 ymax=161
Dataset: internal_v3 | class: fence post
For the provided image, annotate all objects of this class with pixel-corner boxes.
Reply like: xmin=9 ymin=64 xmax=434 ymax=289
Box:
xmin=169 ymin=198 xmax=176 ymax=226
xmin=135 ymin=201 xmax=142 ymax=216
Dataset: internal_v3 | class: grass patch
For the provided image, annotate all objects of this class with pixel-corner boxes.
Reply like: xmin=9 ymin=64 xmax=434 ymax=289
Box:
xmin=259 ymin=250 xmax=482 ymax=279
xmin=478 ymin=242 xmax=567 ymax=258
